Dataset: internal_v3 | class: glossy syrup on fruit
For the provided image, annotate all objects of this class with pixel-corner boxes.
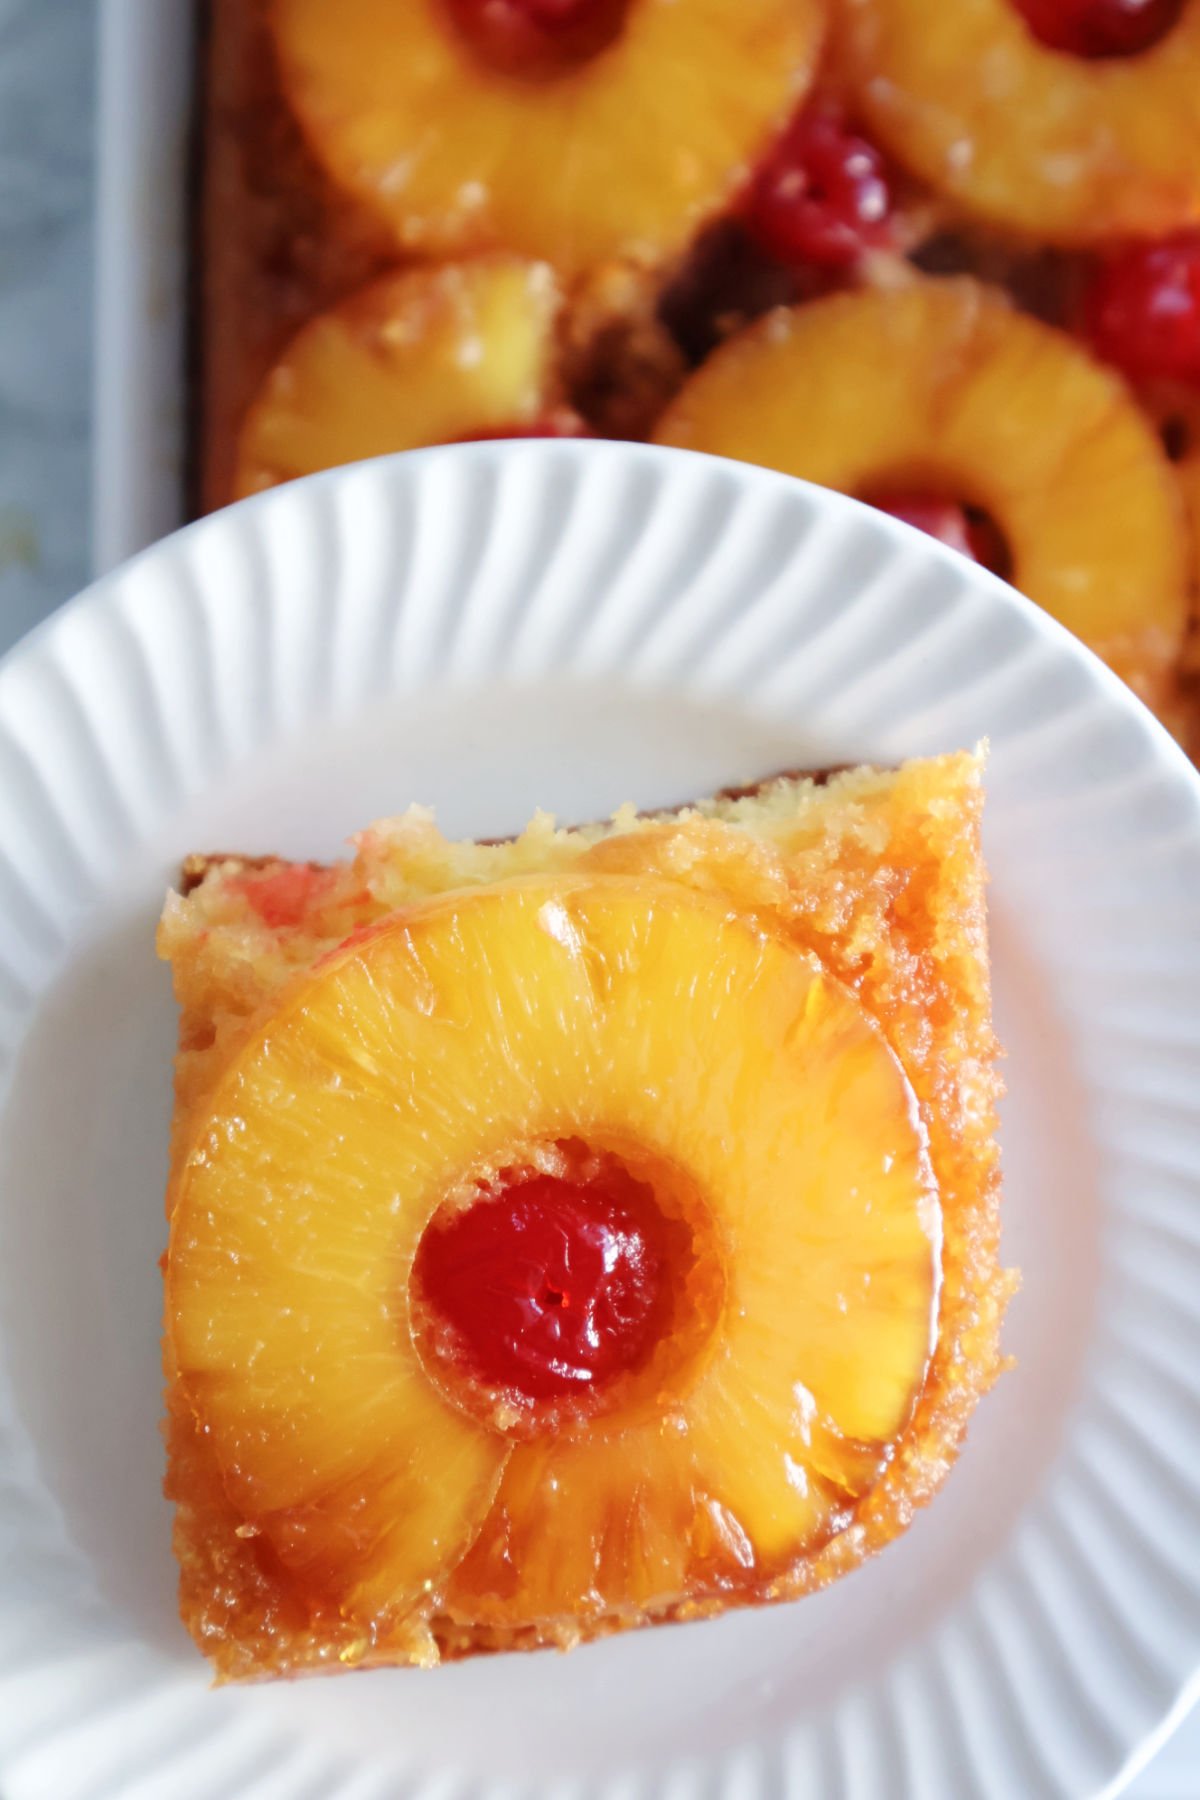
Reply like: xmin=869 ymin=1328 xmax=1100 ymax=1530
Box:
xmin=414 ymin=1150 xmax=686 ymax=1407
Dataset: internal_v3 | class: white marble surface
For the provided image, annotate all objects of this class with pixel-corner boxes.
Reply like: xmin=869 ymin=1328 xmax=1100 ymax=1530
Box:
xmin=0 ymin=0 xmax=92 ymax=657
xmin=0 ymin=2 xmax=1197 ymax=1792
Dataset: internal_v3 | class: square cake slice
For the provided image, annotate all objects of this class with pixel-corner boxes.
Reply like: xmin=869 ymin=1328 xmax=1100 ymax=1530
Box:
xmin=159 ymin=752 xmax=1009 ymax=1681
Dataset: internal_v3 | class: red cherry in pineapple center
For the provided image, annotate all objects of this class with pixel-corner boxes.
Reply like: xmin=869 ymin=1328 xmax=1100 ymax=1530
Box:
xmin=1011 ymin=0 xmax=1182 ymax=59
xmin=1082 ymin=233 xmax=1200 ymax=385
xmin=868 ymin=490 xmax=1013 ymax=579
xmin=743 ymin=110 xmax=893 ymax=271
xmin=447 ymin=0 xmax=629 ymax=76
xmin=414 ymin=1149 xmax=685 ymax=1408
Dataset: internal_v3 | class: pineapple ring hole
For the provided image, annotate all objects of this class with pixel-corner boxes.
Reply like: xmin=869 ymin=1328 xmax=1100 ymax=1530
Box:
xmin=443 ymin=0 xmax=632 ymax=81
xmin=1161 ymin=412 xmax=1195 ymax=461
xmin=410 ymin=1136 xmax=725 ymax=1437
xmin=860 ymin=479 xmax=1014 ymax=582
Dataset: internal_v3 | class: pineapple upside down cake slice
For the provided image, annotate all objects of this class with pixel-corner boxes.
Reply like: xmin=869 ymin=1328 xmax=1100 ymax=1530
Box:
xmin=159 ymin=754 xmax=1011 ymax=1680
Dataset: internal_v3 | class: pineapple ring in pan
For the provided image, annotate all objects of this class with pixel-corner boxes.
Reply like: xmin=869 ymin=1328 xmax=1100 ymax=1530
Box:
xmin=271 ymin=0 xmax=823 ymax=275
xmin=654 ymin=276 xmax=1189 ymax=709
xmin=839 ymin=0 xmax=1200 ymax=243
xmin=167 ymin=873 xmax=939 ymax=1629
xmin=233 ymin=257 xmax=565 ymax=502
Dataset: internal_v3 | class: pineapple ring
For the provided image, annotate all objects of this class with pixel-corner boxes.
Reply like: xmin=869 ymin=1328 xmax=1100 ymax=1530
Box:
xmin=168 ymin=873 xmax=940 ymax=1628
xmin=654 ymin=277 xmax=1189 ymax=698
xmin=838 ymin=0 xmax=1200 ymax=243
xmin=233 ymin=257 xmax=564 ymax=501
xmin=271 ymin=0 xmax=823 ymax=275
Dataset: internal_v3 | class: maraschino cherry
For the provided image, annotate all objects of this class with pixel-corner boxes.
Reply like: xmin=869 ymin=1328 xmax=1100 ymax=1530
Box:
xmin=415 ymin=1161 xmax=676 ymax=1404
xmin=232 ymin=864 xmax=335 ymax=930
xmin=870 ymin=491 xmax=1011 ymax=577
xmin=873 ymin=493 xmax=980 ymax=560
xmin=1082 ymin=232 xmax=1200 ymax=386
xmin=743 ymin=110 xmax=893 ymax=271
xmin=1012 ymin=0 xmax=1181 ymax=58
xmin=448 ymin=0 xmax=627 ymax=74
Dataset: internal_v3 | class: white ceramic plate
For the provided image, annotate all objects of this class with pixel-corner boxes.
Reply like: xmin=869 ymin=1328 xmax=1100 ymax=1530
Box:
xmin=2 ymin=440 xmax=1199 ymax=1800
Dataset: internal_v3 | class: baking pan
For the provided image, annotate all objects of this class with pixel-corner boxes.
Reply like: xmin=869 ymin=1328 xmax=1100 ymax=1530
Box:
xmin=92 ymin=0 xmax=193 ymax=575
